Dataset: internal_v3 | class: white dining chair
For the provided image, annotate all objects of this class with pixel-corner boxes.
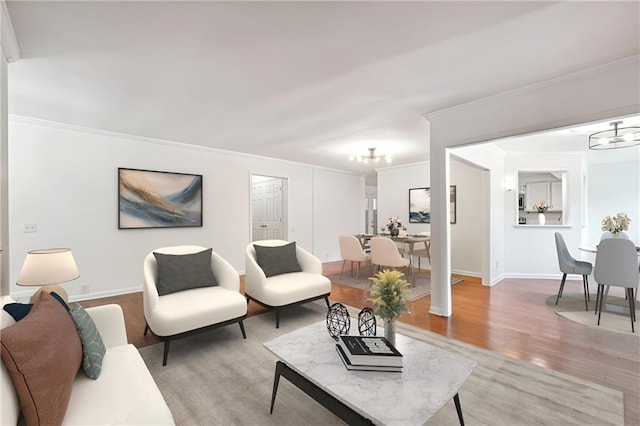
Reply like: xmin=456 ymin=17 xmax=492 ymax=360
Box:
xmin=370 ymin=237 xmax=412 ymax=282
xmin=593 ymin=238 xmax=639 ymax=333
xmin=410 ymin=232 xmax=431 ymax=272
xmin=338 ymin=235 xmax=372 ymax=280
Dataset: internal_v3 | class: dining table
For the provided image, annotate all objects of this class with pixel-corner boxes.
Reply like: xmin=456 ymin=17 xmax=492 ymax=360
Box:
xmin=354 ymin=233 xmax=430 ymax=261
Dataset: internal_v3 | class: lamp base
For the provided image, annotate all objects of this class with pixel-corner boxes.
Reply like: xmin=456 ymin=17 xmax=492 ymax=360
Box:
xmin=29 ymin=285 xmax=69 ymax=304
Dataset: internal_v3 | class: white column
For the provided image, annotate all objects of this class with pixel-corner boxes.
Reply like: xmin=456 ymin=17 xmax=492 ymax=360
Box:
xmin=428 ymin=142 xmax=452 ymax=316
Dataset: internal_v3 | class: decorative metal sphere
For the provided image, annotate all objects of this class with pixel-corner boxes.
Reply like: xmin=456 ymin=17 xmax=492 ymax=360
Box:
xmin=358 ymin=307 xmax=377 ymax=336
xmin=326 ymin=303 xmax=350 ymax=340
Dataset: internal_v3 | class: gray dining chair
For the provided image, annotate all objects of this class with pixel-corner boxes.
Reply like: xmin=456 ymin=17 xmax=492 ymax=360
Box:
xmin=554 ymin=232 xmax=592 ymax=311
xmin=594 ymin=238 xmax=639 ymax=333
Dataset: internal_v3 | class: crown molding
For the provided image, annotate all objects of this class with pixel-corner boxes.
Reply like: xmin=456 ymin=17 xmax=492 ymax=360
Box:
xmin=8 ymin=114 xmax=364 ymax=178
xmin=1 ymin=1 xmax=20 ymax=63
xmin=424 ymin=56 xmax=640 ymax=122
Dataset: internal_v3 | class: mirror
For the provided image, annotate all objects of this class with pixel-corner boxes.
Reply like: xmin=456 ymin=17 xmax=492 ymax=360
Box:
xmin=517 ymin=171 xmax=566 ymax=226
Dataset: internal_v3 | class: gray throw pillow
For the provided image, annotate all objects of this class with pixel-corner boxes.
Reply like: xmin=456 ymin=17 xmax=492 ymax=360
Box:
xmin=253 ymin=242 xmax=302 ymax=277
xmin=153 ymin=248 xmax=218 ymax=296
xmin=69 ymin=303 xmax=106 ymax=380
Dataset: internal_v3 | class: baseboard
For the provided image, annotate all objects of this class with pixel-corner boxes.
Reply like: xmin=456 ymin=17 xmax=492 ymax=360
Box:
xmin=69 ymin=286 xmax=143 ymax=303
xmin=502 ymin=273 xmax=584 ymax=281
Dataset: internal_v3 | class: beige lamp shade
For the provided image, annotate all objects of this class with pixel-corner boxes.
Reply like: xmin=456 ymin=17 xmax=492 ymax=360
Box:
xmin=17 ymin=248 xmax=80 ymax=288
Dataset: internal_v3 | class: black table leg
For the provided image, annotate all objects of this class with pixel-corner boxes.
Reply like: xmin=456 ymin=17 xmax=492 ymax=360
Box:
xmin=269 ymin=361 xmax=373 ymax=425
xmin=269 ymin=361 xmax=283 ymax=414
xmin=453 ymin=393 xmax=465 ymax=425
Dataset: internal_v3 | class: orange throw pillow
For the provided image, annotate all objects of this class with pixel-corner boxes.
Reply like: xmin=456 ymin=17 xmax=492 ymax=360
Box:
xmin=1 ymin=292 xmax=83 ymax=425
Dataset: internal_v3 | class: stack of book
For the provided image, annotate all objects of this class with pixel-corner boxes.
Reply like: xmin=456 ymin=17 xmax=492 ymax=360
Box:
xmin=335 ymin=335 xmax=403 ymax=372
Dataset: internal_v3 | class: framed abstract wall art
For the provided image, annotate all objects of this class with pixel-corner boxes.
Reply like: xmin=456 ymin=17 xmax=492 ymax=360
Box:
xmin=409 ymin=186 xmax=456 ymax=224
xmin=118 ymin=168 xmax=203 ymax=229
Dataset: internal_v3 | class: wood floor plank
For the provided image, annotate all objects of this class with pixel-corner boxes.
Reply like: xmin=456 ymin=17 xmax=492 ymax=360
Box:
xmin=80 ymin=261 xmax=639 ymax=424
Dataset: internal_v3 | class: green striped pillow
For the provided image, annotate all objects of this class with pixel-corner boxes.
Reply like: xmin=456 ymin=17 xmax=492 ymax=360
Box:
xmin=69 ymin=304 xmax=106 ymax=379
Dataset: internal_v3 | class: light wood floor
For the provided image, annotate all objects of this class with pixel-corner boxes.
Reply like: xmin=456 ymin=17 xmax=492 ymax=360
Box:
xmin=80 ymin=261 xmax=639 ymax=425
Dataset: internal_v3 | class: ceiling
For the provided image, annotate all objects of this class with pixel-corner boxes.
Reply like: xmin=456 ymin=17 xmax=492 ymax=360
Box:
xmin=6 ymin=1 xmax=640 ymax=180
xmin=491 ymin=114 xmax=640 ymax=165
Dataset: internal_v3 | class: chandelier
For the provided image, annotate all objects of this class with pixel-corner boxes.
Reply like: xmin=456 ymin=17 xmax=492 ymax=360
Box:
xmin=589 ymin=121 xmax=640 ymax=150
xmin=349 ymin=147 xmax=391 ymax=164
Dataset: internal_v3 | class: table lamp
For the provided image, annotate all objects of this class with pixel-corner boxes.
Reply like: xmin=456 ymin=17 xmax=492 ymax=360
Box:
xmin=16 ymin=248 xmax=80 ymax=303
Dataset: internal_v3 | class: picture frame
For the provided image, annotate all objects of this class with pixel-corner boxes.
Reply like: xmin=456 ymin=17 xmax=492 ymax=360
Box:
xmin=409 ymin=186 xmax=456 ymax=224
xmin=118 ymin=168 xmax=203 ymax=229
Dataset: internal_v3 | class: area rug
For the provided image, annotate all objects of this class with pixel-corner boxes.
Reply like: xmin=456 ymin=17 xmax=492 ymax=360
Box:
xmin=546 ymin=293 xmax=638 ymax=337
xmin=327 ymin=271 xmax=463 ymax=301
xmin=139 ymin=301 xmax=623 ymax=425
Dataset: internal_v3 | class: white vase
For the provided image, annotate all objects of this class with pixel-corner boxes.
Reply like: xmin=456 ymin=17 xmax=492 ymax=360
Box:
xmin=538 ymin=213 xmax=545 ymax=225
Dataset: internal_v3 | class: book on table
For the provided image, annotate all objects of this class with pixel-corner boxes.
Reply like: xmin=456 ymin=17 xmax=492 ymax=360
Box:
xmin=337 ymin=335 xmax=403 ymax=367
xmin=335 ymin=345 xmax=402 ymax=372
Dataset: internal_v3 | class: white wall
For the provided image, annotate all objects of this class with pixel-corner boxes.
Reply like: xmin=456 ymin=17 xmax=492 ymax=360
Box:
xmin=377 ymin=162 xmax=429 ymax=236
xmin=451 ymin=143 xmax=505 ymax=285
xmin=312 ymin=168 xmax=365 ymax=261
xmin=376 ymin=160 xmax=483 ymax=277
xmin=503 ymin=151 xmax=584 ymax=278
xmin=587 ymin=158 xmax=640 ymax=244
xmin=450 ymin=160 xmax=483 ymax=276
xmin=8 ymin=117 xmax=364 ymax=301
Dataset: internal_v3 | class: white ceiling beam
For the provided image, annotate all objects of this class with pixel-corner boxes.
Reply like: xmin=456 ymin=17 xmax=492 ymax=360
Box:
xmin=1 ymin=1 xmax=20 ymax=63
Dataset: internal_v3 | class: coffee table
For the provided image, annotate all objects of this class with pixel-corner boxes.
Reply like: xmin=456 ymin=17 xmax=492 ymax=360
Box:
xmin=263 ymin=319 xmax=476 ymax=425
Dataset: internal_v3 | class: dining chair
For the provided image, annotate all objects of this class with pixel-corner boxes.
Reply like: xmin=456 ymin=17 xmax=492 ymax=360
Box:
xmin=600 ymin=231 xmax=630 ymax=241
xmin=554 ymin=232 xmax=592 ymax=311
xmin=338 ymin=235 xmax=372 ymax=280
xmin=370 ymin=237 xmax=412 ymax=281
xmin=593 ymin=238 xmax=639 ymax=332
xmin=410 ymin=232 xmax=431 ymax=272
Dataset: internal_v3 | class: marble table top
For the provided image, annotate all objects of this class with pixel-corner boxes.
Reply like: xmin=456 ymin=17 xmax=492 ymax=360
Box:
xmin=264 ymin=320 xmax=476 ymax=426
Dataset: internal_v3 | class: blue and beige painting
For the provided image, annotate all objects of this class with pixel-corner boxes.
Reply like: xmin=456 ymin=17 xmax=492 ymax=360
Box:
xmin=409 ymin=188 xmax=431 ymax=223
xmin=119 ymin=169 xmax=202 ymax=228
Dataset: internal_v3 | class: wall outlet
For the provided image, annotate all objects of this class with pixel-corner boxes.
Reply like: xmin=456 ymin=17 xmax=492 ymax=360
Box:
xmin=80 ymin=284 xmax=90 ymax=294
xmin=23 ymin=224 xmax=37 ymax=233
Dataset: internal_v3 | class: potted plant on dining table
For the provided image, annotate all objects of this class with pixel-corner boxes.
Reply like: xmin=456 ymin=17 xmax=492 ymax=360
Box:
xmin=601 ymin=212 xmax=631 ymax=239
xmin=386 ymin=216 xmax=404 ymax=237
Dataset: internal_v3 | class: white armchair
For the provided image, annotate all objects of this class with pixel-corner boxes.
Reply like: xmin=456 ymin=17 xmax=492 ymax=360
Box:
xmin=143 ymin=245 xmax=247 ymax=365
xmin=245 ymin=240 xmax=331 ymax=328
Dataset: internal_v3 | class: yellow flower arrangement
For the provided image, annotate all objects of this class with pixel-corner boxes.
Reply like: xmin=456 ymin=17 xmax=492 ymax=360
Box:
xmin=368 ymin=269 xmax=410 ymax=320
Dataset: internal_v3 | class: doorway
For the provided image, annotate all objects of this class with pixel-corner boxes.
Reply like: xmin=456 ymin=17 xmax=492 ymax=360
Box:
xmin=250 ymin=174 xmax=287 ymax=241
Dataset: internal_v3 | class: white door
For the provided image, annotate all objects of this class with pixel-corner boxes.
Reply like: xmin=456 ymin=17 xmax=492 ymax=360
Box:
xmin=251 ymin=176 xmax=285 ymax=241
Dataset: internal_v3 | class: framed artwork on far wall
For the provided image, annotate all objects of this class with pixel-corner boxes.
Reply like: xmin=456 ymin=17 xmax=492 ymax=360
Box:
xmin=118 ymin=168 xmax=203 ymax=229
xmin=408 ymin=186 xmax=456 ymax=224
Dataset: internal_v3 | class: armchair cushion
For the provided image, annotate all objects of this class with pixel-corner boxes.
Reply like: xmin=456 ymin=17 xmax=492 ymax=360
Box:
xmin=153 ymin=248 xmax=218 ymax=296
xmin=0 ymin=292 xmax=83 ymax=426
xmin=253 ymin=241 xmax=302 ymax=277
xmin=70 ymin=304 xmax=106 ymax=380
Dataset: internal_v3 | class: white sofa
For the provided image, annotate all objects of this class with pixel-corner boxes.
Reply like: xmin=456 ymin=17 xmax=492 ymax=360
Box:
xmin=1 ymin=303 xmax=174 ymax=425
